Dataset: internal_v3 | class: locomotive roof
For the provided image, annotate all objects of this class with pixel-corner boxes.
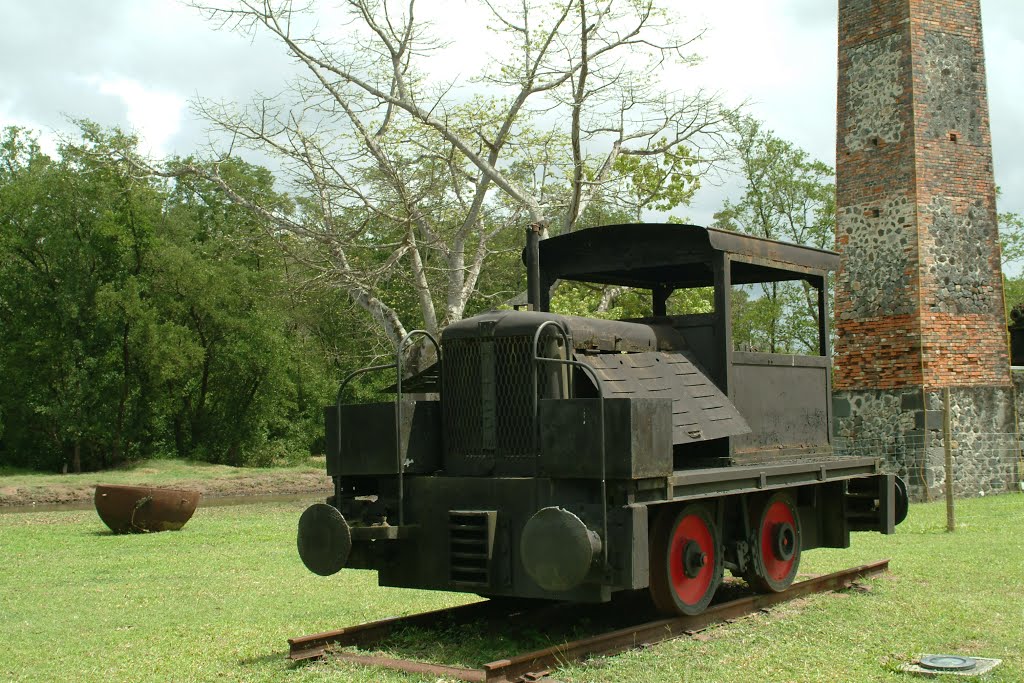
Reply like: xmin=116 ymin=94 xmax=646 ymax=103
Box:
xmin=533 ymin=223 xmax=839 ymax=289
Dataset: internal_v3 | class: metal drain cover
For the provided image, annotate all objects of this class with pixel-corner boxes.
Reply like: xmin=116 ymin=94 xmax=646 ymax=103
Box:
xmin=919 ymin=655 xmax=976 ymax=671
xmin=902 ymin=655 xmax=1002 ymax=677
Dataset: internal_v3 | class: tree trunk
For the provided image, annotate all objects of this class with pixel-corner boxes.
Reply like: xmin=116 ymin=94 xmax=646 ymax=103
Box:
xmin=112 ymin=322 xmax=130 ymax=467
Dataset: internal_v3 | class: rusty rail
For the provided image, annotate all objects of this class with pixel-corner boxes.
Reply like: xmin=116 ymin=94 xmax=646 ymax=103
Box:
xmin=288 ymin=559 xmax=889 ymax=682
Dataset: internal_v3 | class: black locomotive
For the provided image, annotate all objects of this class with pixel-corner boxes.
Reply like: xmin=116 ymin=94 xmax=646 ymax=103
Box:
xmin=298 ymin=223 xmax=906 ymax=615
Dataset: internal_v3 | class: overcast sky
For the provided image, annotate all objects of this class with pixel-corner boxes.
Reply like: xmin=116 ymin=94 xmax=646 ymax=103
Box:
xmin=1 ymin=0 xmax=1021 ymax=223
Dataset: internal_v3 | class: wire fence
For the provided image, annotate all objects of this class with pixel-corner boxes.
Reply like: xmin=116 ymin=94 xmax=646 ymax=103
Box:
xmin=834 ymin=431 xmax=1024 ymax=501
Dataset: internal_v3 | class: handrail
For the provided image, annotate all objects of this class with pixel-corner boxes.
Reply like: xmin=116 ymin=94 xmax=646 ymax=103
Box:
xmin=530 ymin=320 xmax=609 ymax=570
xmin=394 ymin=330 xmax=441 ymax=526
xmin=335 ymin=364 xmax=398 ymax=408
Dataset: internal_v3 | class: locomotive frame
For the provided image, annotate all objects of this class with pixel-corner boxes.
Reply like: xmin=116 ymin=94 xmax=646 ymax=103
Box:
xmin=298 ymin=223 xmax=906 ymax=616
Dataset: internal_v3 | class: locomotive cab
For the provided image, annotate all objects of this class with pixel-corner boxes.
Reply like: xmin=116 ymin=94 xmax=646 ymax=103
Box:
xmin=299 ymin=223 xmax=907 ymax=614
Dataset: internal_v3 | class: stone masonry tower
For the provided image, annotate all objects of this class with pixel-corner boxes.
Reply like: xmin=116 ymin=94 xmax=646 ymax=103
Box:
xmin=833 ymin=0 xmax=1017 ymax=498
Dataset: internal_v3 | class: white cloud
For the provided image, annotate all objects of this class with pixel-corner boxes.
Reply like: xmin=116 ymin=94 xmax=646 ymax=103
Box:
xmin=1 ymin=0 xmax=1017 ymax=217
xmin=0 ymin=104 xmax=59 ymax=157
xmin=87 ymin=76 xmax=185 ymax=158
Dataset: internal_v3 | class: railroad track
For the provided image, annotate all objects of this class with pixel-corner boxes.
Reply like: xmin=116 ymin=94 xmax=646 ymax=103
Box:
xmin=288 ymin=559 xmax=889 ymax=683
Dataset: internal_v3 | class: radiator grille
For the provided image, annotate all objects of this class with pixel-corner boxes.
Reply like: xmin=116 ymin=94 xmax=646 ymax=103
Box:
xmin=442 ymin=335 xmax=543 ymax=458
xmin=448 ymin=511 xmax=494 ymax=586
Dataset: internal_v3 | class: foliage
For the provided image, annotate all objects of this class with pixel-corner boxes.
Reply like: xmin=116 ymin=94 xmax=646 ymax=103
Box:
xmin=550 ymin=281 xmax=714 ymax=320
xmin=712 ymin=116 xmax=835 ymax=354
xmin=999 ymin=202 xmax=1024 ymax=317
xmin=551 ymin=282 xmax=652 ymax=319
xmin=155 ymin=158 xmax=341 ymax=466
xmin=609 ymin=142 xmax=702 ymax=222
xmin=0 ymin=125 xmax=164 ymax=471
xmin=999 ymin=210 xmax=1024 ymax=265
xmin=0 ymin=125 xmax=349 ymax=471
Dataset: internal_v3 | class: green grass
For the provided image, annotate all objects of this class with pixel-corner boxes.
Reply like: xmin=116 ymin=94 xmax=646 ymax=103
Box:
xmin=1 ymin=495 xmax=1021 ymax=682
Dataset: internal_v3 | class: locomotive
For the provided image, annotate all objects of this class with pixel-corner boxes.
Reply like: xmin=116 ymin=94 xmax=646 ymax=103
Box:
xmin=298 ymin=223 xmax=907 ymax=616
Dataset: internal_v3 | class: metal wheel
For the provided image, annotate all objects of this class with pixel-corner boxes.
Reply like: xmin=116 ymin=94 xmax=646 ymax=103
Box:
xmin=746 ymin=492 xmax=801 ymax=593
xmin=649 ymin=503 xmax=723 ymax=615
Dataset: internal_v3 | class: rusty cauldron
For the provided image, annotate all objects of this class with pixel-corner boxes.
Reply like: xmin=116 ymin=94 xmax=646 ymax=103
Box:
xmin=94 ymin=484 xmax=201 ymax=533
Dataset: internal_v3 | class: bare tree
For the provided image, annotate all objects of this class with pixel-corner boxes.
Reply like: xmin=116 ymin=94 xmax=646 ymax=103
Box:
xmin=185 ymin=0 xmax=731 ymax=357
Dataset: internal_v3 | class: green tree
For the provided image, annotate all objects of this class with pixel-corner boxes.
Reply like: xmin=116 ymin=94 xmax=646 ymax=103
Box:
xmin=610 ymin=144 xmax=701 ymax=222
xmin=0 ymin=125 xmax=166 ymax=471
xmin=156 ymin=158 xmax=340 ymax=465
xmin=712 ymin=116 xmax=835 ymax=354
xmin=0 ymin=124 xmax=352 ymax=471
xmin=999 ymin=203 xmax=1024 ymax=319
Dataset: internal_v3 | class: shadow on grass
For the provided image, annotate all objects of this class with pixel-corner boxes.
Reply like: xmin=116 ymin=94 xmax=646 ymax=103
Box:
xmin=85 ymin=529 xmax=115 ymax=537
xmin=82 ymin=527 xmax=197 ymax=538
xmin=238 ymin=652 xmax=291 ymax=668
xmin=279 ymin=576 xmax=836 ymax=678
xmin=310 ymin=591 xmax=670 ymax=673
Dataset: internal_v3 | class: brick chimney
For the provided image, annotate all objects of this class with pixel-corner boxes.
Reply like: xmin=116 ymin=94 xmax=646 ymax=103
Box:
xmin=832 ymin=0 xmax=1016 ymax=498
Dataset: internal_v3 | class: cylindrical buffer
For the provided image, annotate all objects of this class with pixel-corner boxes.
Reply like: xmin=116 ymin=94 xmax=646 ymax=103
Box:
xmin=520 ymin=507 xmax=602 ymax=592
xmin=297 ymin=503 xmax=352 ymax=576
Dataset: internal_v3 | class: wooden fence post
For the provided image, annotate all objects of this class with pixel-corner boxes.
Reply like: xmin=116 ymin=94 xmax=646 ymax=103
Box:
xmin=943 ymin=387 xmax=955 ymax=532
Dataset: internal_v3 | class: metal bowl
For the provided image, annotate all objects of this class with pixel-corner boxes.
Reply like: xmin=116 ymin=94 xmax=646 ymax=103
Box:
xmin=94 ymin=484 xmax=201 ymax=534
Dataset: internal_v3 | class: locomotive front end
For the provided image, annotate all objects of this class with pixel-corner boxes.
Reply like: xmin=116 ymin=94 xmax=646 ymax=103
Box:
xmin=298 ymin=309 xmax=713 ymax=602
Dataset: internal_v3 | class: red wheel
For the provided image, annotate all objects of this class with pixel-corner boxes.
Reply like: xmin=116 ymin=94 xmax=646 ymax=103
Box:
xmin=649 ymin=504 xmax=723 ymax=615
xmin=747 ymin=492 xmax=801 ymax=593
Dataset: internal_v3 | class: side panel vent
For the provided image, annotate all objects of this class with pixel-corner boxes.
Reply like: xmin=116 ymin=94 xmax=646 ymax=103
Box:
xmin=448 ymin=510 xmax=496 ymax=587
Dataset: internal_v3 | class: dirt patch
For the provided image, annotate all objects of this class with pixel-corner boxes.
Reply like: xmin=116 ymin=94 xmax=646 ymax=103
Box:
xmin=183 ymin=472 xmax=333 ymax=499
xmin=0 ymin=471 xmax=332 ymax=508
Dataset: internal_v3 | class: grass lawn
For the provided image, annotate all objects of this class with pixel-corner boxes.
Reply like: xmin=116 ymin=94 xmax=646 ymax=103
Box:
xmin=0 ymin=494 xmax=1021 ymax=682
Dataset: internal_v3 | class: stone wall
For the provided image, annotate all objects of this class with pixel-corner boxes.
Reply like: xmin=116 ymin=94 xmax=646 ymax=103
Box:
xmin=919 ymin=31 xmax=984 ymax=144
xmin=843 ymin=33 xmax=906 ymax=153
xmin=834 ymin=386 xmax=1019 ymax=500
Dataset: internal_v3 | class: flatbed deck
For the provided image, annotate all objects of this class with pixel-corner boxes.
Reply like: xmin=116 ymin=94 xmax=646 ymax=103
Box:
xmin=630 ymin=456 xmax=881 ymax=503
